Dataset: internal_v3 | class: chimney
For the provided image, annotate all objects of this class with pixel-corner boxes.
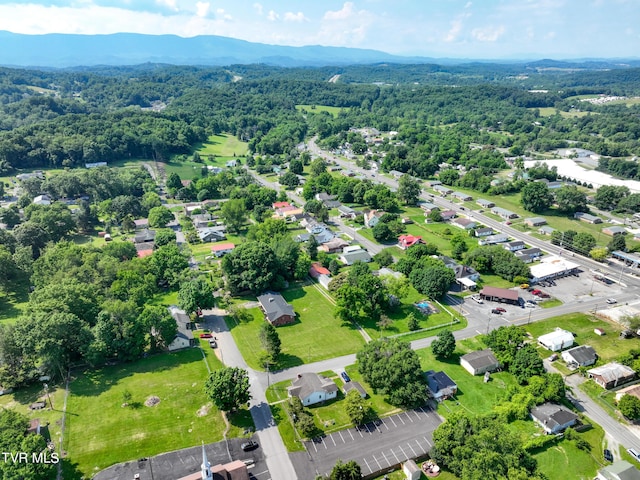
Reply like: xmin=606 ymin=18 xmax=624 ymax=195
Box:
xmin=269 ymin=298 xmax=274 ymax=302
xmin=297 ymin=374 xmax=302 ymax=379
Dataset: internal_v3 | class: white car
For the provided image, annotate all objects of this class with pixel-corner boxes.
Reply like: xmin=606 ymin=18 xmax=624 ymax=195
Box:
xmin=606 ymin=298 xmax=617 ymax=304
xmin=471 ymin=295 xmax=483 ymax=304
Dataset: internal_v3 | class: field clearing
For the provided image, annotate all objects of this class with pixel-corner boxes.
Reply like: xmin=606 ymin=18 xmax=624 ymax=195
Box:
xmin=296 ymin=104 xmax=350 ymax=117
xmin=533 ymin=107 xmax=591 ymax=118
xmin=0 ymin=276 xmax=30 ymax=323
xmin=63 ymin=349 xmax=228 ymax=478
xmin=194 ymin=134 xmax=248 ymax=157
xmin=226 ymin=284 xmax=365 ymax=370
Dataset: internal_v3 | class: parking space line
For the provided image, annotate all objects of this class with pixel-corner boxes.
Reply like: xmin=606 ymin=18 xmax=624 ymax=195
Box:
xmin=362 ymin=457 xmax=372 ymax=474
xmin=414 ymin=438 xmax=425 ymax=452
xmin=381 ymin=450 xmax=390 ymax=466
xmin=373 ymin=422 xmax=381 ymax=433
xmin=423 ymin=436 xmax=431 ymax=448
xmin=391 ymin=448 xmax=400 ymax=463
xmin=389 ymin=416 xmax=398 ymax=427
xmin=398 ymin=445 xmax=408 ymax=460
xmin=373 ymin=455 xmax=382 ymax=470
xmin=411 ymin=410 xmax=421 ymax=420
xmin=404 ymin=412 xmax=414 ymax=423
xmin=397 ymin=415 xmax=405 ymax=425
xmin=312 ymin=441 xmax=317 ymax=453
xmin=348 ymin=429 xmax=354 ymax=441
xmin=357 ymin=427 xmax=364 ymax=438
xmin=407 ymin=443 xmax=418 ymax=456
xmin=382 ymin=419 xmax=389 ymax=430
xmin=321 ymin=437 xmax=327 ymax=449
xmin=338 ymin=431 xmax=345 ymax=443
xmin=330 ymin=434 xmax=336 ymax=446
xmin=365 ymin=423 xmax=372 ymax=434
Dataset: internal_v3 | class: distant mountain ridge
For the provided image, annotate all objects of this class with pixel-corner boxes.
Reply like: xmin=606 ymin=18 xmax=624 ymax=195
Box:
xmin=1 ymin=31 xmax=639 ymax=69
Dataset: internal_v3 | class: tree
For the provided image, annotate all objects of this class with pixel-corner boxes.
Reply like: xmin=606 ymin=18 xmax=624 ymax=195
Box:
xmin=573 ymin=232 xmax=596 ymax=255
xmin=373 ymin=249 xmax=393 ymax=267
xmin=306 ymin=234 xmax=319 ymax=260
xmin=397 ymin=174 xmax=421 ymax=205
xmin=289 ymin=158 xmax=303 ymax=175
xmin=608 ymin=234 xmax=627 ymax=253
xmin=221 ymin=241 xmax=278 ymax=294
xmin=407 ymin=313 xmax=420 ymax=331
xmin=89 ymin=300 xmax=146 ymax=363
xmin=409 ymin=261 xmax=455 ymax=299
xmin=356 ymin=338 xmax=429 ymax=408
xmin=310 ymin=158 xmax=327 ymax=176
xmin=12 ymin=221 xmax=49 ymax=257
xmin=137 ymin=305 xmax=177 ymax=350
xmin=510 ymin=344 xmax=545 ymax=384
xmin=154 ymin=228 xmax=177 ymax=247
xmin=148 ymin=205 xmax=174 ymax=228
xmin=178 ymin=276 xmax=215 ymax=316
xmin=521 ymin=181 xmax=553 ymax=213
xmin=427 ymin=209 xmax=443 ymax=222
xmin=329 ymin=460 xmax=362 ymax=480
xmin=121 ymin=214 xmax=135 ymax=233
xmin=259 ymin=322 xmax=281 ymax=364
xmin=204 ymin=367 xmax=251 ymax=412
xmin=372 ymin=221 xmax=395 ymax=242
xmin=247 ymin=218 xmax=289 ymax=242
xmin=438 ymin=169 xmax=459 ymax=185
xmin=220 ymin=198 xmax=248 ymax=233
xmin=279 ymin=171 xmax=300 ymax=189
xmin=590 ymin=247 xmax=609 ymax=262
xmin=619 ymin=394 xmax=640 ymax=420
xmin=484 ymin=325 xmax=527 ymax=368
xmin=166 ymin=172 xmax=182 ymax=193
xmin=554 ymin=185 xmax=587 ymax=214
xmin=431 ymin=329 xmax=456 ymax=359
xmin=450 ymin=233 xmax=469 ymax=260
xmin=148 ymin=243 xmax=190 ymax=287
xmin=0 ymin=206 xmax=20 ymax=228
xmin=344 ymin=389 xmax=367 ymax=426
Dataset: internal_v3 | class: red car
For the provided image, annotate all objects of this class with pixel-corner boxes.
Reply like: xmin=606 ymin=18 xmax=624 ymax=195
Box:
xmin=531 ymin=289 xmax=542 ymax=295
xmin=200 ymin=333 xmax=213 ymax=339
xmin=495 ymin=307 xmax=506 ymax=313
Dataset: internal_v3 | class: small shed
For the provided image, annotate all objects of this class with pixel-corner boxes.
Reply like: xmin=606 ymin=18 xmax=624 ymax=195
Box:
xmin=403 ymin=459 xmax=421 ymax=480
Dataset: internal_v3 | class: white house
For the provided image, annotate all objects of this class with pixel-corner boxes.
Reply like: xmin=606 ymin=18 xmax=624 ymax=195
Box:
xmin=33 ymin=194 xmax=52 ymax=206
xmin=460 ymin=349 xmax=500 ymax=376
xmin=288 ymin=373 xmax=338 ymax=406
xmin=167 ymin=306 xmax=197 ymax=351
xmin=538 ymin=328 xmax=574 ymax=352
xmin=561 ymin=345 xmax=597 ymax=368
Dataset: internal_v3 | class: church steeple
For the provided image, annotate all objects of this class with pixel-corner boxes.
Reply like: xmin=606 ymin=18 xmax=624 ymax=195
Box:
xmin=201 ymin=443 xmax=212 ymax=480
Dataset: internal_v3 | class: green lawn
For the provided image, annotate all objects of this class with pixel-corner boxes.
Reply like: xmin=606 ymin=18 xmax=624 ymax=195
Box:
xmin=194 ymin=134 xmax=248 ymax=158
xmin=0 ymin=275 xmax=30 ymax=324
xmin=63 ymin=349 xmax=229 ymax=478
xmin=295 ymin=105 xmax=351 ymax=117
xmin=523 ymin=313 xmax=626 ymax=362
xmin=225 ymin=284 xmax=365 ymax=370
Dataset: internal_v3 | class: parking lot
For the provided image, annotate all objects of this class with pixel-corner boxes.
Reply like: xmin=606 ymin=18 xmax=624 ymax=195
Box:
xmin=293 ymin=406 xmax=442 ymax=479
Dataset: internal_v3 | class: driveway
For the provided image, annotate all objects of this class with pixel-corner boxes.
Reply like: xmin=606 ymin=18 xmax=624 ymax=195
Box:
xmin=293 ymin=406 xmax=442 ymax=479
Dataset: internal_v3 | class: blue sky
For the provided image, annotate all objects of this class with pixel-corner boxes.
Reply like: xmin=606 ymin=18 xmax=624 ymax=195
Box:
xmin=0 ymin=0 xmax=638 ymax=59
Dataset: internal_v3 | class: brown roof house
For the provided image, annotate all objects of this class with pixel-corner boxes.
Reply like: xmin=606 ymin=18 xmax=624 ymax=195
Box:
xmin=460 ymin=349 xmax=500 ymax=376
xmin=588 ymin=363 xmax=636 ymax=390
xmin=288 ymin=373 xmax=338 ymax=406
xmin=479 ymin=286 xmax=519 ymax=305
xmin=257 ymin=292 xmax=295 ymax=326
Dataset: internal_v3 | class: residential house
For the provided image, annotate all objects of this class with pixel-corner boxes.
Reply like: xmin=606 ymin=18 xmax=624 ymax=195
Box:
xmin=479 ymin=286 xmax=519 ymax=305
xmin=309 ymin=262 xmax=330 ymax=279
xmin=17 ymin=171 xmax=44 ymax=181
xmin=33 ymin=194 xmax=51 ymax=206
xmin=588 ymin=363 xmax=636 ymax=389
xmin=433 ymin=185 xmax=453 ymax=196
xmin=574 ymin=212 xmax=603 ymax=224
xmin=134 ymin=229 xmax=156 ymax=244
xmin=343 ymin=381 xmax=367 ymax=398
xmin=476 ymin=199 xmax=495 ymax=209
xmin=319 ymin=238 xmax=349 ymax=254
xmin=474 ymin=227 xmax=494 ymax=237
xmin=491 ymin=206 xmax=518 ymax=219
xmin=478 ymin=233 xmax=509 ymax=245
xmin=427 ymin=180 xmax=442 ymax=187
xmin=503 ymin=240 xmax=526 ymax=252
xmin=603 ymin=226 xmax=627 ymax=236
xmin=538 ymin=328 xmax=574 ymax=352
xmin=275 ymin=206 xmax=304 ymax=219
xmin=597 ymin=461 xmax=640 ymax=480
xmin=315 ymin=192 xmax=337 ymax=206
xmin=439 ymin=210 xmax=456 ymax=221
xmin=515 ymin=247 xmax=543 ymax=263
xmin=288 ymin=373 xmax=338 ymax=406
xmin=452 ymin=191 xmax=472 ymax=201
xmin=419 ymin=202 xmax=440 ymax=214
xmin=257 ymin=292 xmax=296 ymax=326
xmin=530 ymin=403 xmax=579 ymax=434
xmin=340 ymin=169 xmax=354 ymax=177
xmin=191 ymin=213 xmax=213 ymax=228
xmin=197 ymin=227 xmax=227 ymax=243
xmin=339 ymin=248 xmax=373 ymax=266
xmin=225 ymin=159 xmax=237 ymax=168
xmin=389 ymin=170 xmax=404 ymax=179
xmin=364 ymin=210 xmax=385 ymax=228
xmin=615 ymin=384 xmax=640 ymax=403
xmin=337 ymin=205 xmax=357 ymax=219
xmin=272 ymin=201 xmax=291 ymax=209
xmin=133 ymin=218 xmax=149 ymax=230
xmin=525 ymin=217 xmax=547 ymax=227
xmin=452 ymin=218 xmax=477 ymax=230
xmin=210 ymin=242 xmax=235 ymax=258
xmin=440 ymin=256 xmax=480 ymax=289
xmin=425 ymin=370 xmax=457 ymax=401
xmin=137 ymin=248 xmax=153 ymax=259
xmin=397 ymin=234 xmax=423 ymax=250
xmin=538 ymin=225 xmax=556 ymax=236
xmin=460 ymin=349 xmax=500 ymax=376
xmin=561 ymin=345 xmax=597 ymax=368
xmin=167 ymin=306 xmax=197 ymax=351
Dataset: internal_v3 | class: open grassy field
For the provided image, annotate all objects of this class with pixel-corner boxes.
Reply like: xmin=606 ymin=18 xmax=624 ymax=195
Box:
xmin=0 ymin=275 xmax=30 ymax=324
xmin=63 ymin=348 xmax=228 ymax=478
xmin=226 ymin=284 xmax=365 ymax=370
xmin=532 ymin=107 xmax=592 ymax=118
xmin=194 ymin=134 xmax=248 ymax=158
xmin=296 ymin=104 xmax=351 ymax=117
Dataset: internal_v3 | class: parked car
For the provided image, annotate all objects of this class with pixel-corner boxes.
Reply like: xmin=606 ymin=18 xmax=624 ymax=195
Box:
xmin=604 ymin=449 xmax=613 ymax=462
xmin=491 ymin=308 xmax=502 ymax=314
xmin=341 ymin=371 xmax=351 ymax=383
xmin=520 ymin=284 xmax=529 ymax=289
xmin=209 ymin=340 xmax=217 ymax=348
xmin=495 ymin=307 xmax=506 ymax=313
xmin=471 ymin=295 xmax=484 ymax=304
xmin=606 ymin=298 xmax=617 ymax=304
xmin=538 ymin=292 xmax=550 ymax=298
xmin=531 ymin=289 xmax=542 ymax=295
xmin=241 ymin=441 xmax=259 ymax=452
xmin=200 ymin=333 xmax=213 ymax=338
xmin=628 ymin=448 xmax=640 ymax=461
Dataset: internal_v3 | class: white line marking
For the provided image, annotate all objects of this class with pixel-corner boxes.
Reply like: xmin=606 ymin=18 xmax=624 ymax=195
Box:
xmin=397 ymin=415 xmax=406 ymax=425
xmin=381 ymin=450 xmax=390 ymax=466
xmin=362 ymin=457 xmax=372 ymax=473
xmin=373 ymin=455 xmax=382 ymax=470
xmin=398 ymin=445 xmax=408 ymax=460
xmin=338 ymin=431 xmax=345 ymax=443
xmin=391 ymin=448 xmax=401 ymax=463
xmin=389 ymin=416 xmax=398 ymax=427
xmin=321 ymin=437 xmax=327 ymax=449
xmin=404 ymin=412 xmax=414 ymax=423
xmin=407 ymin=443 xmax=418 ymax=456
xmin=423 ymin=436 xmax=431 ymax=448
xmin=330 ymin=434 xmax=336 ymax=446
xmin=348 ymin=429 xmax=354 ymax=441
xmin=312 ymin=441 xmax=318 ymax=453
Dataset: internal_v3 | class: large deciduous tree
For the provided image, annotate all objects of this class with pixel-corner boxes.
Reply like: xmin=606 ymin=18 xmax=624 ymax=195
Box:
xmin=344 ymin=389 xmax=367 ymax=426
xmin=397 ymin=174 xmax=421 ymax=205
xmin=137 ymin=305 xmax=177 ymax=351
xmin=147 ymin=205 xmax=175 ymax=228
xmin=221 ymin=241 xmax=278 ymax=295
xmin=510 ymin=344 xmax=545 ymax=384
xmin=554 ymin=185 xmax=587 ymax=214
xmin=521 ymin=181 xmax=553 ymax=213
xmin=431 ymin=329 xmax=456 ymax=359
xmin=204 ymin=367 xmax=251 ymax=412
xmin=329 ymin=460 xmax=362 ymax=480
xmin=259 ymin=322 xmax=281 ymax=364
xmin=356 ymin=338 xmax=429 ymax=408
xmin=409 ymin=260 xmax=455 ymax=299
xmin=220 ymin=198 xmax=248 ymax=233
xmin=178 ymin=276 xmax=215 ymax=316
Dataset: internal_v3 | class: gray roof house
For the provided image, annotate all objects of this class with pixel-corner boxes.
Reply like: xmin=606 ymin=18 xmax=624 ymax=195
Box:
xmin=343 ymin=381 xmax=367 ymax=398
xmin=339 ymin=248 xmax=373 ymax=266
xmin=474 ymin=227 xmax=494 ymax=237
xmin=197 ymin=227 xmax=227 ymax=243
xmin=425 ymin=370 xmax=458 ymax=401
xmin=478 ymin=233 xmax=509 ymax=245
xmin=452 ymin=191 xmax=472 ymax=201
xmin=257 ymin=292 xmax=296 ymax=326
xmin=561 ymin=345 xmax=597 ymax=368
xmin=588 ymin=363 xmax=636 ymax=389
xmin=530 ymin=403 xmax=578 ymax=434
xmin=167 ymin=306 xmax=197 ymax=352
xmin=538 ymin=225 xmax=556 ymax=235
xmin=504 ymin=240 xmax=526 ymax=252
xmin=597 ymin=460 xmax=640 ymax=480
xmin=476 ymin=199 xmax=495 ymax=208
xmin=288 ymin=373 xmax=338 ymax=406
xmin=460 ymin=349 xmax=501 ymax=375
xmin=134 ymin=229 xmax=156 ymax=244
xmin=525 ymin=217 xmax=547 ymax=227
xmin=575 ymin=212 xmax=603 ymax=224
xmin=419 ymin=202 xmax=440 ymax=214
xmin=491 ymin=206 xmax=518 ymax=219
xmin=433 ymin=185 xmax=453 ymax=196
xmin=603 ymin=226 xmax=628 ymax=236
xmin=452 ymin=218 xmax=477 ymax=230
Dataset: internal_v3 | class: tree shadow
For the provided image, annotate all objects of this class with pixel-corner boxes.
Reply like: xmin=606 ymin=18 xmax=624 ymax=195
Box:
xmin=61 ymin=457 xmax=86 ymax=480
xmin=228 ymin=408 xmax=255 ymax=432
xmin=273 ymin=353 xmax=304 ymax=370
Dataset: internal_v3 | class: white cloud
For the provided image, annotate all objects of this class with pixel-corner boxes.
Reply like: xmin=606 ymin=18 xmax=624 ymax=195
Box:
xmin=283 ymin=12 xmax=307 ymax=23
xmin=444 ymin=19 xmax=463 ymax=42
xmin=253 ymin=3 xmax=263 ymax=15
xmin=267 ymin=10 xmax=279 ymax=21
xmin=195 ymin=2 xmax=210 ymax=18
xmin=155 ymin=0 xmax=178 ymax=12
xmin=215 ymin=8 xmax=232 ymax=21
xmin=471 ymin=25 xmax=505 ymax=42
xmin=324 ymin=2 xmax=355 ymax=21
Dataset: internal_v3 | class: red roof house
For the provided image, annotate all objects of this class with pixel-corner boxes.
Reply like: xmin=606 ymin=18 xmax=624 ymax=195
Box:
xmin=272 ymin=201 xmax=291 ymax=209
xmin=137 ymin=248 xmax=154 ymax=258
xmin=211 ymin=242 xmax=235 ymax=257
xmin=397 ymin=234 xmax=424 ymax=250
xmin=309 ymin=262 xmax=330 ymax=279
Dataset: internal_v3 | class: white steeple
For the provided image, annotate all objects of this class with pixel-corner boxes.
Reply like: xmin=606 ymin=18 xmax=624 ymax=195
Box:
xmin=201 ymin=443 xmax=212 ymax=480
